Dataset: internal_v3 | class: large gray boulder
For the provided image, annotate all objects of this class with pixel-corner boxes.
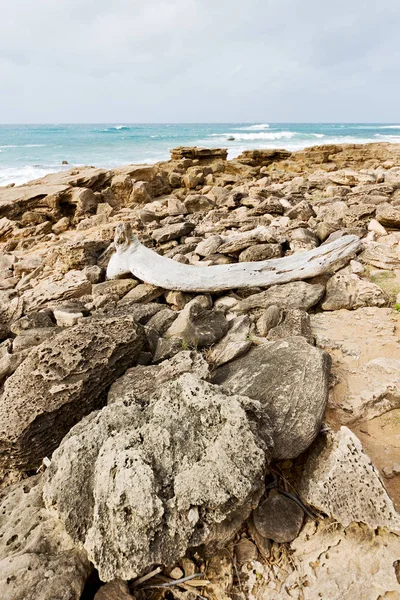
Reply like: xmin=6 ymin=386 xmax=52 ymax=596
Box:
xmin=0 ymin=314 xmax=144 ymax=470
xmin=213 ymin=337 xmax=331 ymax=459
xmin=44 ymin=374 xmax=274 ymax=581
xmin=0 ymin=476 xmax=91 ymax=600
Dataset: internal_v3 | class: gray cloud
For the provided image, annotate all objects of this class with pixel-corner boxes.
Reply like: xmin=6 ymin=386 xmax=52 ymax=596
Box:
xmin=0 ymin=0 xmax=399 ymax=122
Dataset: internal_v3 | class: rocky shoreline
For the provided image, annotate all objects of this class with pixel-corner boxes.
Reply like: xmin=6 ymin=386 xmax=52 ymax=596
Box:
xmin=1 ymin=142 xmax=400 ymax=599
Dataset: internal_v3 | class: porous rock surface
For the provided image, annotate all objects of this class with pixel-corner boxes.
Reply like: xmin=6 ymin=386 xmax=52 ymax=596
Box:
xmin=0 ymin=475 xmax=91 ymax=600
xmin=44 ymin=374 xmax=274 ymax=581
xmin=213 ymin=337 xmax=331 ymax=460
xmin=242 ymin=520 xmax=400 ymax=600
xmin=299 ymin=427 xmax=400 ymax=531
xmin=0 ymin=314 xmax=144 ymax=469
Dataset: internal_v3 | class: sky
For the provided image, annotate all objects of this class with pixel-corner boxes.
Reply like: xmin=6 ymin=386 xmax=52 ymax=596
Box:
xmin=0 ymin=0 xmax=399 ymax=123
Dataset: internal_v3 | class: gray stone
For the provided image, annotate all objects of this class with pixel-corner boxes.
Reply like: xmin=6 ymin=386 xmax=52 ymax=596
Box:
xmin=206 ymin=316 xmax=252 ymax=367
xmin=10 ymin=309 xmax=54 ymax=335
xmin=44 ymin=374 xmax=274 ymax=581
xmin=165 ymin=297 xmax=229 ymax=348
xmin=253 ymin=490 xmax=304 ymax=543
xmin=267 ymin=309 xmax=313 ymax=343
xmin=213 ymin=337 xmax=330 ymax=459
xmin=195 ymin=235 xmax=223 ymax=257
xmin=238 ymin=243 xmax=282 ymax=262
xmin=0 ymin=314 xmax=144 ymax=469
xmin=108 ymin=350 xmax=209 ymax=405
xmin=235 ymin=282 xmax=325 ymax=313
xmin=0 ymin=476 xmax=90 ymax=600
xmin=12 ymin=327 xmax=60 ymax=352
xmin=0 ymin=290 xmax=23 ymax=339
xmin=152 ymin=222 xmax=195 ymax=243
xmin=256 ymin=305 xmax=281 ymax=336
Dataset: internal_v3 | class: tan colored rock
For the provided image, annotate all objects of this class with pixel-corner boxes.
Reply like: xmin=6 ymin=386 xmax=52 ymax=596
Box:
xmin=241 ymin=520 xmax=400 ymax=600
xmin=235 ymin=282 xmax=325 ymax=313
xmin=322 ymin=270 xmax=388 ymax=310
xmin=129 ymin=181 xmax=152 ymax=204
xmin=119 ymin=282 xmax=164 ymax=304
xmin=22 ymin=270 xmax=92 ymax=312
xmin=238 ymin=243 xmax=282 ymax=262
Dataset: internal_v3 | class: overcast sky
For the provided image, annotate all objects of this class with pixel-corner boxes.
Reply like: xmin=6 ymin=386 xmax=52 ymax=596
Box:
xmin=1 ymin=0 xmax=399 ymax=123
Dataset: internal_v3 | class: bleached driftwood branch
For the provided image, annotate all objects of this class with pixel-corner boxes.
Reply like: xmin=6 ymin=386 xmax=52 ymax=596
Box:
xmin=106 ymin=223 xmax=361 ymax=292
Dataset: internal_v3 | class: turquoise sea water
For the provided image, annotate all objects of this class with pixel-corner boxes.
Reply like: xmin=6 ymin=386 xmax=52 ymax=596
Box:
xmin=1 ymin=123 xmax=400 ymax=186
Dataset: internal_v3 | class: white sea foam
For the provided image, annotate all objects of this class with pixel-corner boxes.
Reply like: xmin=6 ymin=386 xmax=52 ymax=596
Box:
xmin=209 ymin=131 xmax=296 ymax=141
xmin=0 ymin=165 xmax=70 ymax=187
xmin=237 ymin=123 xmax=270 ymax=130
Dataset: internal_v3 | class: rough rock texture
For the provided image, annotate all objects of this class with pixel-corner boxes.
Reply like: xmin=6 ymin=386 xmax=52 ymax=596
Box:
xmin=22 ymin=270 xmax=92 ymax=312
xmin=108 ymin=350 xmax=209 ymax=405
xmin=300 ymin=427 xmax=400 ymax=531
xmin=44 ymin=374 xmax=274 ymax=581
xmin=235 ymin=282 xmax=325 ymax=313
xmin=0 ymin=476 xmax=91 ymax=600
xmin=213 ymin=337 xmax=331 ymax=459
xmin=0 ymin=315 xmax=144 ymax=469
xmin=321 ymin=269 xmax=388 ymax=310
xmin=241 ymin=520 xmax=400 ymax=600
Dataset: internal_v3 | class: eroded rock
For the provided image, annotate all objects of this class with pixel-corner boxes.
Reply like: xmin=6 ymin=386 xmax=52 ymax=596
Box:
xmin=44 ymin=374 xmax=274 ymax=581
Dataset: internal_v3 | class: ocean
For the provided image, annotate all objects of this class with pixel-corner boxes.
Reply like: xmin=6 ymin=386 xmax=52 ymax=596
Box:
xmin=1 ymin=123 xmax=400 ymax=187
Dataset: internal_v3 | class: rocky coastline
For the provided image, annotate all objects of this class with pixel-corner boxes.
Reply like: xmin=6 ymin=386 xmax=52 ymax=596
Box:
xmin=1 ymin=142 xmax=400 ymax=599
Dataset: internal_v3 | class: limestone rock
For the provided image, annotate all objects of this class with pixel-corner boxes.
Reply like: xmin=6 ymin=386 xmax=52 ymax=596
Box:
xmin=322 ymin=270 xmax=388 ymax=310
xmin=165 ymin=297 xmax=229 ymax=347
xmin=119 ymin=283 xmax=164 ymax=304
xmin=0 ymin=476 xmax=91 ymax=600
xmin=253 ymin=490 xmax=304 ymax=543
xmin=44 ymin=374 xmax=273 ymax=581
xmin=213 ymin=337 xmax=330 ymax=459
xmin=256 ymin=305 xmax=281 ymax=336
xmin=243 ymin=520 xmax=400 ymax=600
xmin=195 ymin=235 xmax=223 ymax=257
xmin=218 ymin=227 xmax=276 ymax=255
xmin=10 ymin=309 xmax=54 ymax=334
xmin=0 ymin=290 xmax=23 ymax=339
xmin=267 ymin=309 xmax=313 ymax=342
xmin=235 ymin=282 xmax=325 ymax=313
xmin=376 ymin=203 xmax=400 ymax=228
xmin=108 ymin=350 xmax=209 ymax=405
xmin=152 ymin=222 xmax=195 ymax=243
xmin=22 ymin=270 xmax=92 ymax=312
xmin=238 ymin=243 xmax=282 ymax=262
xmin=206 ymin=315 xmax=252 ymax=367
xmin=299 ymin=427 xmax=400 ymax=531
xmin=0 ymin=314 xmax=144 ymax=469
xmin=360 ymin=241 xmax=400 ymax=269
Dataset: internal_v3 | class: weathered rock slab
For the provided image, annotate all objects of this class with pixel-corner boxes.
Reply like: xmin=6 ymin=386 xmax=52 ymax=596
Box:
xmin=213 ymin=337 xmax=331 ymax=459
